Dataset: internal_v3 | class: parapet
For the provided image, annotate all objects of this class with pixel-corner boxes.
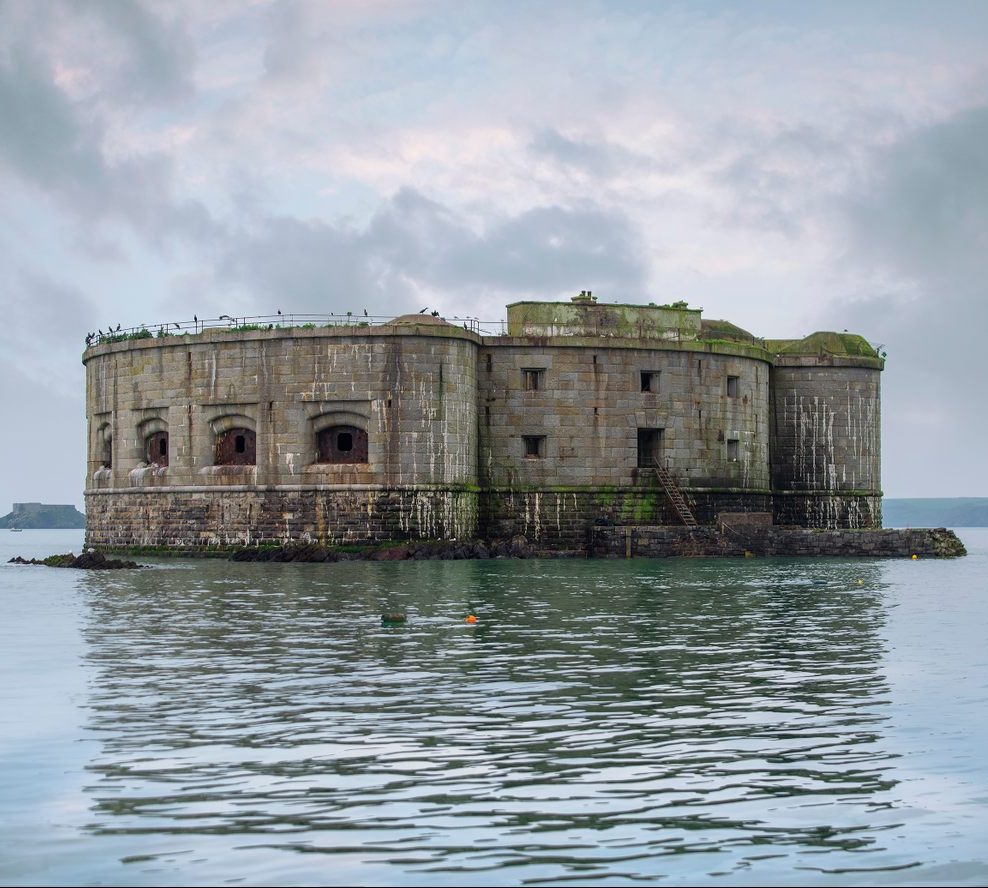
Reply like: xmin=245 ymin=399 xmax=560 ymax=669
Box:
xmin=506 ymin=297 xmax=702 ymax=341
xmin=766 ymin=331 xmax=884 ymax=369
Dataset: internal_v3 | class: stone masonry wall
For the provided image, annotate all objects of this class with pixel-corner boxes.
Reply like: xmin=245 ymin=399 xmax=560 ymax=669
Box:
xmin=591 ymin=525 xmax=966 ymax=558
xmin=85 ymin=487 xmax=479 ymax=550
xmin=84 ymin=322 xmax=482 ymax=548
xmin=770 ymin=363 xmax=881 ymax=495
xmin=478 ymin=342 xmax=771 ymax=490
xmin=481 ymin=488 xmax=774 ymax=549
xmin=773 ymin=492 xmax=882 ymax=529
xmin=85 ymin=322 xmax=479 ymax=491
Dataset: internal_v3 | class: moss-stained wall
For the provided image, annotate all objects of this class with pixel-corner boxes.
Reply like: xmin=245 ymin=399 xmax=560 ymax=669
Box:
xmin=507 ymin=299 xmax=702 ymax=340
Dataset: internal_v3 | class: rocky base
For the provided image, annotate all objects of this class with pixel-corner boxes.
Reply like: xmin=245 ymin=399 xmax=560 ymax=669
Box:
xmin=229 ymin=536 xmax=583 ymax=563
xmin=91 ymin=526 xmax=967 ymax=564
xmin=589 ymin=526 xmax=967 ymax=558
xmin=9 ymin=551 xmax=144 ymax=569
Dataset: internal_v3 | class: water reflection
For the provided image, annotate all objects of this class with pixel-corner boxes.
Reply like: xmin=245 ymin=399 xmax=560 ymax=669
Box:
xmin=79 ymin=557 xmax=900 ymax=883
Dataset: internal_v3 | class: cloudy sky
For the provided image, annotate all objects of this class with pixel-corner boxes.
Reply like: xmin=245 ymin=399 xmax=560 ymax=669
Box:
xmin=1 ymin=0 xmax=986 ymax=510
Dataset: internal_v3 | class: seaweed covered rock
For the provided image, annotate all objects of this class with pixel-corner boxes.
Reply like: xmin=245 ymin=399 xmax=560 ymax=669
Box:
xmin=230 ymin=542 xmax=335 ymax=562
xmin=8 ymin=551 xmax=143 ymax=569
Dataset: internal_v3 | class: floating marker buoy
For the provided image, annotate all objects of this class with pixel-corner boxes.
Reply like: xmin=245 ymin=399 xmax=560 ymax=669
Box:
xmin=911 ymin=554 xmax=918 ymax=560
xmin=465 ymin=614 xmax=478 ymax=624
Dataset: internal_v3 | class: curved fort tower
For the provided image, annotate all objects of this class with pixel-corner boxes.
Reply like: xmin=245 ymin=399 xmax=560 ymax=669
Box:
xmin=83 ymin=296 xmax=883 ymax=550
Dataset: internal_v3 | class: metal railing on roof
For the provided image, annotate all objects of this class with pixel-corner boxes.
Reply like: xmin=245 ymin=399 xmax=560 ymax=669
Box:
xmin=84 ymin=313 xmax=508 ymax=347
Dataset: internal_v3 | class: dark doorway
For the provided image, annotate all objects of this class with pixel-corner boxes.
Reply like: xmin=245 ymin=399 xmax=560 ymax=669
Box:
xmin=637 ymin=428 xmax=663 ymax=468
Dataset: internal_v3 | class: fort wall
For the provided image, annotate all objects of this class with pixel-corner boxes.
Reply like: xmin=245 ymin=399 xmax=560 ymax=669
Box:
xmin=83 ymin=300 xmax=888 ymax=551
xmin=85 ymin=320 xmax=480 ymax=547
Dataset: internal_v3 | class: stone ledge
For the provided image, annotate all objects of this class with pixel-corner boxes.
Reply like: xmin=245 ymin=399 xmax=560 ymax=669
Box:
xmin=590 ymin=525 xmax=966 ymax=558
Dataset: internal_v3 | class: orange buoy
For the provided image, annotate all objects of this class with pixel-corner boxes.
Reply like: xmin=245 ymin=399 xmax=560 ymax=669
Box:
xmin=465 ymin=614 xmax=478 ymax=624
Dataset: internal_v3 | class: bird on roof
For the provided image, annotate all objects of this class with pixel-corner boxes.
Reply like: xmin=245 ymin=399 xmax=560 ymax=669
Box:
xmin=431 ymin=311 xmax=440 ymax=317
xmin=419 ymin=307 xmax=428 ymax=313
xmin=364 ymin=309 xmax=368 ymax=316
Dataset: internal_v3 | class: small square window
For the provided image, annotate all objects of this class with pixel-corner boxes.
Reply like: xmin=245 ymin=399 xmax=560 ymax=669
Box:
xmin=522 ymin=368 xmax=545 ymax=391
xmin=641 ymin=371 xmax=659 ymax=393
xmin=727 ymin=375 xmax=739 ymax=398
xmin=523 ymin=435 xmax=545 ymax=458
xmin=727 ymin=438 xmax=739 ymax=460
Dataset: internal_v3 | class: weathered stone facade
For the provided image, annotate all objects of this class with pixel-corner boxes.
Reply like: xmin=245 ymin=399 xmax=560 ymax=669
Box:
xmin=84 ymin=298 xmax=885 ymax=550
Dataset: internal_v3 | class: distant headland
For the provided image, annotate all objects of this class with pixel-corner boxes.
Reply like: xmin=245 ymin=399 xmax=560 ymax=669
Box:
xmin=0 ymin=502 xmax=86 ymax=530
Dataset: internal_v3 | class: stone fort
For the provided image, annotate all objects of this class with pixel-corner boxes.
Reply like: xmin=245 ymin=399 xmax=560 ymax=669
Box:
xmin=83 ymin=295 xmax=883 ymax=551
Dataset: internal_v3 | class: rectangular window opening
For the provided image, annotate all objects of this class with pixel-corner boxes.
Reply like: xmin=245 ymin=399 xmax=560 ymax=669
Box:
xmin=522 ymin=368 xmax=545 ymax=391
xmin=727 ymin=375 xmax=739 ymax=398
xmin=641 ymin=371 xmax=659 ymax=392
xmin=637 ymin=428 xmax=663 ymax=468
xmin=727 ymin=438 xmax=740 ymax=461
xmin=523 ymin=435 xmax=545 ymax=459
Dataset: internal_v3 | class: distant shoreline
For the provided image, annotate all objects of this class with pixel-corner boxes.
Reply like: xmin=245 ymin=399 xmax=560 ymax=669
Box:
xmin=883 ymin=498 xmax=988 ymax=528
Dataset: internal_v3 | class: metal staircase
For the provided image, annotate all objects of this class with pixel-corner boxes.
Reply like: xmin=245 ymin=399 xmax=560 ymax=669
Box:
xmin=653 ymin=466 xmax=698 ymax=527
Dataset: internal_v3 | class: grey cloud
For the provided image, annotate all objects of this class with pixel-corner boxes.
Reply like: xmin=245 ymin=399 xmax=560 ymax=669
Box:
xmin=528 ymin=128 xmax=645 ymax=178
xmin=843 ymin=105 xmax=988 ymax=283
xmin=78 ymin=0 xmax=196 ymax=104
xmin=222 ymin=189 xmax=647 ymax=313
xmin=0 ymin=263 xmax=95 ymax=379
xmin=369 ymin=188 xmax=646 ymax=294
xmin=827 ymin=105 xmax=988 ymax=494
xmin=0 ymin=5 xmax=212 ymax=243
xmin=716 ymin=124 xmax=851 ymax=233
xmin=220 ymin=215 xmax=382 ymax=312
xmin=0 ymin=45 xmax=105 ymax=191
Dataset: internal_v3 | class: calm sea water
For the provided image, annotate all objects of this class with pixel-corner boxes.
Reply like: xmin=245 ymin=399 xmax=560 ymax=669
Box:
xmin=1 ymin=529 xmax=987 ymax=887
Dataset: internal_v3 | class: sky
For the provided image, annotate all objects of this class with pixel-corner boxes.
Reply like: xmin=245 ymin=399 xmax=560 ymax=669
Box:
xmin=1 ymin=0 xmax=986 ymax=510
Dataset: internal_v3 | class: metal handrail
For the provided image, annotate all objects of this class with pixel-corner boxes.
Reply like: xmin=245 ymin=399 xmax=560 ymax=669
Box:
xmin=84 ymin=313 xmax=508 ymax=347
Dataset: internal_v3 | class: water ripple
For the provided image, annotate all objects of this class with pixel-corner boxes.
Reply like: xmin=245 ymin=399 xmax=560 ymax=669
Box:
xmin=58 ymin=557 xmax=930 ymax=883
